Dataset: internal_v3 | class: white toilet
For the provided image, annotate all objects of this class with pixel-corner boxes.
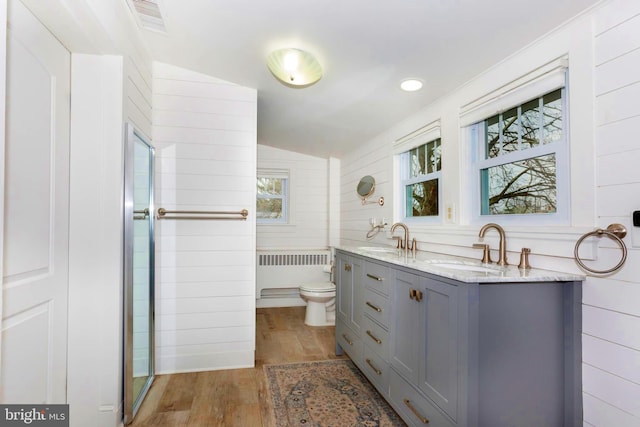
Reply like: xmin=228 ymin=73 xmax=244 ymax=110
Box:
xmin=299 ymin=281 xmax=336 ymax=326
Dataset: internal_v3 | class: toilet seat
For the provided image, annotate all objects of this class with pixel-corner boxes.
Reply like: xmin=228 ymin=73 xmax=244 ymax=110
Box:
xmin=300 ymin=282 xmax=335 ymax=293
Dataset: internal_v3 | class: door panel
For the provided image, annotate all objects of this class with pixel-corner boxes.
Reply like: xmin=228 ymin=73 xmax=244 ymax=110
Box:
xmin=2 ymin=0 xmax=71 ymax=403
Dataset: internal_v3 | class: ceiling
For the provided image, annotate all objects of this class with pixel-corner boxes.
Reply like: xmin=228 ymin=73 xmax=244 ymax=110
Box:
xmin=137 ymin=0 xmax=600 ymax=158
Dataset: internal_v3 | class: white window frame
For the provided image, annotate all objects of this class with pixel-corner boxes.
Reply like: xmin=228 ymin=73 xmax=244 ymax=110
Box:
xmin=393 ymin=120 xmax=442 ymax=224
xmin=464 ymin=57 xmax=570 ymax=226
xmin=256 ymin=169 xmax=289 ymax=225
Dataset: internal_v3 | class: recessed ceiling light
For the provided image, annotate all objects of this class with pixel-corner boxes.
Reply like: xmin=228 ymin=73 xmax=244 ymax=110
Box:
xmin=400 ymin=79 xmax=423 ymax=92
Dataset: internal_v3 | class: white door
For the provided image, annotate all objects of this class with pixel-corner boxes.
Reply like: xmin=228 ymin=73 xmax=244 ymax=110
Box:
xmin=1 ymin=0 xmax=71 ymax=403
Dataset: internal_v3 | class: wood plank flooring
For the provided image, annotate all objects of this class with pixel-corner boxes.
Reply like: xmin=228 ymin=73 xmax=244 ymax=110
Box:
xmin=130 ymin=307 xmax=345 ymax=427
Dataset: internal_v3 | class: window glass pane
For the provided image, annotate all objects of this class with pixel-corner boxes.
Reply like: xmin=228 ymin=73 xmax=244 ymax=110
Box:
xmin=410 ymin=146 xmax=425 ymax=177
xmin=433 ymin=141 xmax=442 ymax=172
xmin=257 ymin=177 xmax=282 ymax=196
xmin=481 ymin=153 xmax=556 ymax=215
xmin=426 ymin=139 xmax=442 ymax=173
xmin=501 ymin=107 xmax=519 ymax=154
xmin=256 ymin=198 xmax=283 ymax=219
xmin=405 ymin=179 xmax=439 ymax=217
xmin=486 ymin=115 xmax=500 ymax=158
xmin=521 ymin=98 xmax=540 ymax=149
xmin=542 ymin=89 xmax=562 ymax=144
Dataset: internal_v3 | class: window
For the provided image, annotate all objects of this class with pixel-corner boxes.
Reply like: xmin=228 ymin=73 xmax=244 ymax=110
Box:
xmin=257 ymin=170 xmax=288 ymax=224
xmin=468 ymin=87 xmax=567 ymax=219
xmin=400 ymin=138 xmax=442 ymax=220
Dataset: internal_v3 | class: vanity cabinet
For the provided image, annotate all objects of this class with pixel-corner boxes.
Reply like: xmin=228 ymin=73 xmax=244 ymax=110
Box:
xmin=335 ymin=249 xmax=582 ymax=427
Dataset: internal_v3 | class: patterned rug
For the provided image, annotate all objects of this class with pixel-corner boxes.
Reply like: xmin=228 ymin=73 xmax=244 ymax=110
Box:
xmin=264 ymin=359 xmax=406 ymax=426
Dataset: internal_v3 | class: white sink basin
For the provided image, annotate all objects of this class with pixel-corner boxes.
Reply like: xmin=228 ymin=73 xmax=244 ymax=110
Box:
xmin=428 ymin=261 xmax=504 ymax=275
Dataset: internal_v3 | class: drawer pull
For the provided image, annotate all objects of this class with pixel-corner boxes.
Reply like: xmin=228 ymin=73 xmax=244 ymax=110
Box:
xmin=344 ymin=263 xmax=352 ymax=272
xmin=365 ymin=301 xmax=382 ymax=312
xmin=341 ymin=333 xmax=353 ymax=346
xmin=366 ymin=330 xmax=382 ymax=344
xmin=366 ymin=273 xmax=383 ymax=281
xmin=365 ymin=358 xmax=382 ymax=376
xmin=403 ymin=398 xmax=429 ymax=424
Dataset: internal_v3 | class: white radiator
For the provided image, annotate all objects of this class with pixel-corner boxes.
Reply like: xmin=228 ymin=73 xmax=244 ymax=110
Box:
xmin=256 ymin=249 xmax=332 ymax=308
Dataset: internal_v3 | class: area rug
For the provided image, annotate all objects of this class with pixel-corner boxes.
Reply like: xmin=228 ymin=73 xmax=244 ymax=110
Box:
xmin=264 ymin=359 xmax=406 ymax=426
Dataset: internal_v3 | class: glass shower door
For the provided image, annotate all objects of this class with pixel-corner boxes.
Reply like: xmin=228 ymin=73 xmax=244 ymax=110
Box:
xmin=124 ymin=123 xmax=155 ymax=424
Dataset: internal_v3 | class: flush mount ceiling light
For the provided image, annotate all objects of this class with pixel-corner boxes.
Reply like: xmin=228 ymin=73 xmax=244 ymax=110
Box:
xmin=267 ymin=48 xmax=323 ymax=88
xmin=400 ymin=79 xmax=423 ymax=92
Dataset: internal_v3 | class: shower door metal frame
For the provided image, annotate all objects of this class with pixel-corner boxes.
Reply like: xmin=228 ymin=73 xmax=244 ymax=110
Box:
xmin=123 ymin=123 xmax=156 ymax=424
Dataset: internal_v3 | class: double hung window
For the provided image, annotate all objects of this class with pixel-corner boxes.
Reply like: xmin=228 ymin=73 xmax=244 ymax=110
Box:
xmin=395 ymin=121 xmax=442 ymax=222
xmin=257 ymin=170 xmax=289 ymax=224
xmin=464 ymin=58 xmax=568 ymax=223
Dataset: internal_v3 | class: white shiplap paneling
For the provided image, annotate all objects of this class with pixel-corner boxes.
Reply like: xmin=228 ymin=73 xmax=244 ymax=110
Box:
xmin=592 ymin=10 xmax=640 ymax=424
xmin=153 ymin=61 xmax=257 ymax=374
xmin=257 ymin=145 xmax=330 ymax=249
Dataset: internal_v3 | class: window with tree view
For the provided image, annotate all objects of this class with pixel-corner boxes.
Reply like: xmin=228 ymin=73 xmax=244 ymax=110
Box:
xmin=472 ymin=88 xmax=565 ymax=216
xmin=401 ymin=138 xmax=441 ymax=219
xmin=257 ymin=173 xmax=288 ymax=223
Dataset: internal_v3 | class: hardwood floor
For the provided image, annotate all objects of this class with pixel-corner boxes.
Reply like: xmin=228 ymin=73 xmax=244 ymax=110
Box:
xmin=130 ymin=307 xmax=345 ymax=426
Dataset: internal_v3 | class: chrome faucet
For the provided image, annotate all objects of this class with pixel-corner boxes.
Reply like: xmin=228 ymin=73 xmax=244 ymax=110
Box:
xmin=391 ymin=222 xmax=416 ymax=256
xmin=478 ymin=223 xmax=508 ymax=266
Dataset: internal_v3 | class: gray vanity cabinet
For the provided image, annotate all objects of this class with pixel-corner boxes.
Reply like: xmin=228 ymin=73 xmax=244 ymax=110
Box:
xmin=335 ymin=248 xmax=582 ymax=427
xmin=391 ymin=270 xmax=458 ymax=422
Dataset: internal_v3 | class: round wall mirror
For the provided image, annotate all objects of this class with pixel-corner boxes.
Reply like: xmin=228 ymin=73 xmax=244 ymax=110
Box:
xmin=356 ymin=175 xmax=384 ymax=206
xmin=357 ymin=175 xmax=376 ymax=200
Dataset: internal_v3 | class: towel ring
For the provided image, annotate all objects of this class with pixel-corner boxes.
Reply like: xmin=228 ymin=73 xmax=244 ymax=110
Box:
xmin=574 ymin=223 xmax=627 ymax=275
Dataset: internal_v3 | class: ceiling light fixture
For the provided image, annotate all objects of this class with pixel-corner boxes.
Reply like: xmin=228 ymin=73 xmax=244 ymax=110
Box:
xmin=267 ymin=48 xmax=323 ymax=88
xmin=400 ymin=79 xmax=423 ymax=92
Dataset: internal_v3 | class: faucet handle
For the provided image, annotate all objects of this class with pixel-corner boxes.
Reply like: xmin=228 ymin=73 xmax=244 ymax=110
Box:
xmin=472 ymin=243 xmax=492 ymax=264
xmin=518 ymin=247 xmax=532 ymax=270
xmin=393 ymin=236 xmax=404 ymax=249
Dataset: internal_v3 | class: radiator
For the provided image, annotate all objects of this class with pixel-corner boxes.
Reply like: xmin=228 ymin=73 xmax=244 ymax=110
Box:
xmin=256 ymin=249 xmax=332 ymax=306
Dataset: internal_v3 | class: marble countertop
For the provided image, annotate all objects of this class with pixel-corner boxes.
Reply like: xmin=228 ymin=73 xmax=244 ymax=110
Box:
xmin=335 ymin=245 xmax=585 ymax=284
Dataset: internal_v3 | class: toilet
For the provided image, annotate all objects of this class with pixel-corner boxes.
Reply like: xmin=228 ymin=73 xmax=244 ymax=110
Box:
xmin=299 ymin=281 xmax=336 ymax=326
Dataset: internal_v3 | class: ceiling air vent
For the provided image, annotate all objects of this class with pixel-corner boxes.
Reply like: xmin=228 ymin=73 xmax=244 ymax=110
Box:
xmin=129 ymin=0 xmax=166 ymax=33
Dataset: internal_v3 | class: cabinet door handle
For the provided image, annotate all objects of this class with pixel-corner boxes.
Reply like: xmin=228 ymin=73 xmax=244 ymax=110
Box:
xmin=341 ymin=333 xmax=353 ymax=346
xmin=366 ymin=330 xmax=382 ymax=344
xmin=409 ymin=289 xmax=416 ymax=300
xmin=365 ymin=358 xmax=382 ymax=376
xmin=403 ymin=398 xmax=429 ymax=424
xmin=366 ymin=273 xmax=383 ymax=281
xmin=365 ymin=301 xmax=382 ymax=312
xmin=344 ymin=263 xmax=352 ymax=272
xmin=415 ymin=290 xmax=424 ymax=302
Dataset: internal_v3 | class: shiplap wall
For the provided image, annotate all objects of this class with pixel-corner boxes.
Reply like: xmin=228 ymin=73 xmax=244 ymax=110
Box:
xmin=339 ymin=1 xmax=639 ymax=425
xmin=153 ymin=62 xmax=257 ymax=373
xmin=582 ymin=2 xmax=640 ymax=425
xmin=257 ymin=144 xmax=329 ymax=249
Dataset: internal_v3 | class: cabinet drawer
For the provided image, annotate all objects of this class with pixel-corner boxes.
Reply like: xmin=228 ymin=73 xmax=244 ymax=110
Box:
xmin=390 ymin=369 xmax=456 ymax=427
xmin=364 ymin=261 xmax=390 ymax=295
xmin=336 ymin=322 xmax=362 ymax=365
xmin=362 ymin=345 xmax=389 ymax=395
xmin=362 ymin=315 xmax=389 ymax=361
xmin=363 ymin=288 xmax=389 ymax=328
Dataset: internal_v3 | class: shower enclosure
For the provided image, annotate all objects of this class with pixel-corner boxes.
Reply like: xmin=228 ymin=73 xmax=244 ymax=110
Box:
xmin=123 ymin=123 xmax=155 ymax=424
